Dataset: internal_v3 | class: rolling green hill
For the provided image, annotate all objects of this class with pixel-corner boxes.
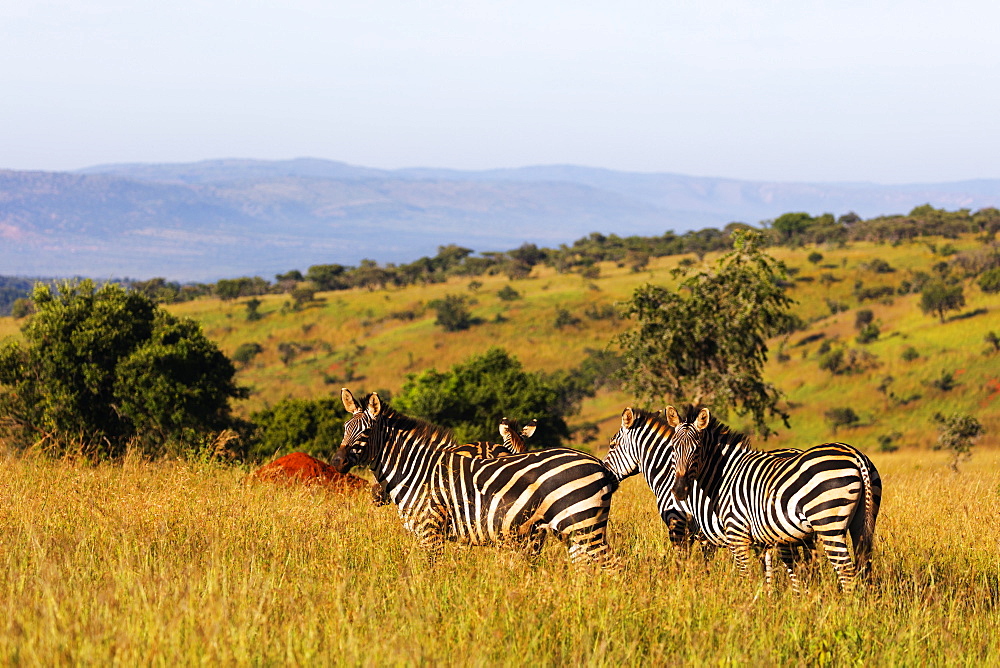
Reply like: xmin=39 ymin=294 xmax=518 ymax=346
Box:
xmin=2 ymin=233 xmax=997 ymax=453
xmin=131 ymin=233 xmax=999 ymax=453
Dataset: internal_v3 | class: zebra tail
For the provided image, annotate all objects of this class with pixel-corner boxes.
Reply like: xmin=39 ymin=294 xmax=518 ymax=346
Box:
xmin=853 ymin=452 xmax=877 ymax=578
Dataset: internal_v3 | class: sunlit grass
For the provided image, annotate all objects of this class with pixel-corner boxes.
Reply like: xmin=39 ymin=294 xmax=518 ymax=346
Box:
xmin=1 ymin=447 xmax=998 ymax=664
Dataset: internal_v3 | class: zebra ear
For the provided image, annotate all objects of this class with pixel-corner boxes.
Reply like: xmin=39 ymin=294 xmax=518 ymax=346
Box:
xmin=665 ymin=405 xmax=681 ymax=427
xmin=521 ymin=419 xmax=537 ymax=439
xmin=498 ymin=419 xmax=512 ymax=440
xmin=694 ymin=408 xmax=711 ymax=431
xmin=341 ymin=388 xmax=360 ymax=414
xmin=622 ymin=407 xmax=636 ymax=429
xmin=367 ymin=392 xmax=383 ymax=419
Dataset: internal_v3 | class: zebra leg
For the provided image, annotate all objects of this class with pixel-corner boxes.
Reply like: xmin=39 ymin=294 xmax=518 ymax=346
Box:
xmin=763 ymin=548 xmax=775 ymax=593
xmin=370 ymin=481 xmax=391 ymax=507
xmin=727 ymin=535 xmax=755 ymax=579
xmin=567 ymin=524 xmax=618 ymax=570
xmin=777 ymin=543 xmax=802 ymax=595
xmin=414 ymin=498 xmax=449 ymax=566
xmin=524 ymin=526 xmax=548 ymax=565
xmin=816 ymin=531 xmax=858 ymax=592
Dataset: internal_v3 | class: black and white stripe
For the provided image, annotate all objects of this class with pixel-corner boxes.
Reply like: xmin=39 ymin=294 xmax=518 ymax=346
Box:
xmin=332 ymin=392 xmax=618 ymax=566
xmin=606 ymin=405 xmax=881 ymax=591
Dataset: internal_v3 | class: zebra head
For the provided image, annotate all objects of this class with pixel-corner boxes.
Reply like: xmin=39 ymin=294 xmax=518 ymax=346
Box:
xmin=331 ymin=388 xmax=381 ymax=473
xmin=498 ymin=417 xmax=537 ymax=454
xmin=665 ymin=405 xmax=711 ymax=502
xmin=603 ymin=407 xmax=646 ymax=481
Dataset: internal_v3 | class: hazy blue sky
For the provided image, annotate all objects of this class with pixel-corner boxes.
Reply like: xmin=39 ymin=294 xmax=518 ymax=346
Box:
xmin=2 ymin=0 xmax=998 ymax=183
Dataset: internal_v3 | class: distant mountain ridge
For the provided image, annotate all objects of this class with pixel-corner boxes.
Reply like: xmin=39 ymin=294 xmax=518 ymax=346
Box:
xmin=1 ymin=158 xmax=998 ymax=281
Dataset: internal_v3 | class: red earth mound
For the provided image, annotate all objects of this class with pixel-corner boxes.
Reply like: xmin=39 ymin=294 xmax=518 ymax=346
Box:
xmin=251 ymin=452 xmax=368 ymax=493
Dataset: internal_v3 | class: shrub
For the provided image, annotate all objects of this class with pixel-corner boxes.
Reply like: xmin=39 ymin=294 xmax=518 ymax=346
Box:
xmin=249 ymin=397 xmax=346 ymax=461
xmin=807 ymin=251 xmax=824 ymax=265
xmin=919 ymin=280 xmax=965 ymax=322
xmin=554 ymin=308 xmax=581 ymax=329
xmin=429 ymin=294 xmax=474 ymax=332
xmin=233 ymin=342 xmax=264 ymax=368
xmin=856 ymin=323 xmax=880 ymax=344
xmin=0 ymin=280 xmax=247 ymax=457
xmin=877 ymin=432 xmax=901 ymax=452
xmin=933 ymin=412 xmax=985 ymax=472
xmin=824 ymin=407 xmax=860 ymax=433
xmin=977 ymin=268 xmax=1000 ymax=294
xmin=497 ymin=285 xmax=521 ymax=301
xmin=393 ymin=347 xmax=575 ymax=447
xmin=854 ymin=309 xmax=874 ymax=330
xmin=901 ymin=346 xmax=920 ymax=361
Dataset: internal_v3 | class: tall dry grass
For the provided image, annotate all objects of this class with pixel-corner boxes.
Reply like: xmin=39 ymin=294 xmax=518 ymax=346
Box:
xmin=2 ymin=447 xmax=999 ymax=664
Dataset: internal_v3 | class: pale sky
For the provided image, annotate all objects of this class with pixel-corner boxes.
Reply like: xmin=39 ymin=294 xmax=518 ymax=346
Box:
xmin=2 ymin=0 xmax=998 ymax=183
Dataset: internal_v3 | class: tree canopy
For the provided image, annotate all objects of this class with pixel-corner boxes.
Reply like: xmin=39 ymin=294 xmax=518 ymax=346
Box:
xmin=617 ymin=230 xmax=794 ymax=435
xmin=392 ymin=347 xmax=576 ymax=447
xmin=0 ymin=280 xmax=246 ymax=457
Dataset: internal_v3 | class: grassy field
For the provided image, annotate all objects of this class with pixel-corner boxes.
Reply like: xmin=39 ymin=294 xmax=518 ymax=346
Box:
xmin=167 ymin=234 xmax=1000 ymax=453
xmin=2 ymin=447 xmax=998 ymax=664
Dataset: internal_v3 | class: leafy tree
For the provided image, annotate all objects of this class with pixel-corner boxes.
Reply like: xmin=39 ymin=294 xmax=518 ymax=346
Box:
xmin=977 ymin=268 xmax=1000 ymax=294
xmin=497 ymin=285 xmax=521 ymax=301
xmin=233 ymin=342 xmax=264 ymax=368
xmin=249 ymin=397 xmax=346 ymax=461
xmin=824 ymin=407 xmax=859 ymax=433
xmin=393 ymin=347 xmax=574 ymax=447
xmin=617 ymin=230 xmax=794 ymax=435
xmin=901 ymin=346 xmax=920 ymax=361
xmin=807 ymin=251 xmax=824 ymax=265
xmin=933 ymin=412 xmax=985 ymax=472
xmin=986 ymin=331 xmax=1000 ymax=353
xmin=919 ymin=279 xmax=965 ymax=322
xmin=0 ymin=280 xmax=246 ymax=457
xmin=305 ymin=264 xmax=348 ymax=291
xmin=428 ymin=294 xmax=474 ymax=332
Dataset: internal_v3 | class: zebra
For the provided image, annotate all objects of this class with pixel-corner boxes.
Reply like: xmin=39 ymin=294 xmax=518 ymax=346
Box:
xmin=605 ymin=406 xmax=876 ymax=591
xmin=666 ymin=405 xmax=880 ymax=591
xmin=339 ymin=389 xmax=534 ymax=504
xmin=331 ymin=391 xmax=619 ymax=567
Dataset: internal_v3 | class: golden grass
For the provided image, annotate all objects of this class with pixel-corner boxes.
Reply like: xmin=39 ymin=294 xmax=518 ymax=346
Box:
xmin=2 ymin=447 xmax=999 ymax=664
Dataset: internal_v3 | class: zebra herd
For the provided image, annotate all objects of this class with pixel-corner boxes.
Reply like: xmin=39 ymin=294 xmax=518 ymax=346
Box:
xmin=331 ymin=388 xmax=883 ymax=592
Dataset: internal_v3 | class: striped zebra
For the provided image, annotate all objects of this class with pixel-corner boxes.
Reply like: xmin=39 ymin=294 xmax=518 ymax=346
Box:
xmin=340 ymin=389 xmax=534 ymax=504
xmin=642 ymin=405 xmax=880 ymax=591
xmin=331 ymin=392 xmax=619 ymax=567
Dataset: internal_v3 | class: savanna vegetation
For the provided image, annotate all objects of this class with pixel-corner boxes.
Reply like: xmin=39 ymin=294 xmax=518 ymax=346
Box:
xmin=1 ymin=448 xmax=997 ymax=664
xmin=1 ymin=204 xmax=1000 ymax=663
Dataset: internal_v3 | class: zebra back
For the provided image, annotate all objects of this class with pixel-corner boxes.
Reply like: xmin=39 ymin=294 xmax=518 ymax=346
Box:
xmin=664 ymin=405 xmax=883 ymax=591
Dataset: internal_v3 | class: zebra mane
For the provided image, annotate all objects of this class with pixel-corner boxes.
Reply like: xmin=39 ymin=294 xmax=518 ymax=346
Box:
xmin=377 ymin=403 xmax=454 ymax=444
xmin=633 ymin=404 xmax=755 ymax=453
xmin=677 ymin=404 xmax=756 ymax=453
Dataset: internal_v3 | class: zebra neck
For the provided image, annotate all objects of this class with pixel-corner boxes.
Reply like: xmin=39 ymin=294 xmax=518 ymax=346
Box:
xmin=368 ymin=417 xmax=450 ymax=508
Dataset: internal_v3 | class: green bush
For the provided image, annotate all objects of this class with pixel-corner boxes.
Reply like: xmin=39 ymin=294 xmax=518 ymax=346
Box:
xmin=0 ymin=280 xmax=246 ymax=457
xmin=429 ymin=294 xmax=475 ymax=331
xmin=393 ymin=347 xmax=575 ymax=447
xmin=978 ymin=268 xmax=1000 ymax=294
xmin=249 ymin=397 xmax=346 ymax=461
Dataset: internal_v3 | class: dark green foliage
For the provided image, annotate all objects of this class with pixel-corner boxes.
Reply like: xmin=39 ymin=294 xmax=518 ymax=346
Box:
xmin=919 ymin=279 xmax=965 ymax=322
xmin=807 ymin=251 xmax=824 ymax=265
xmin=862 ymin=258 xmax=895 ymax=273
xmin=10 ymin=298 xmax=33 ymax=319
xmin=248 ymin=397 xmax=346 ymax=461
xmin=901 ymin=346 xmax=920 ymax=362
xmin=497 ymin=285 xmax=521 ymax=301
xmin=0 ymin=280 xmax=246 ymax=457
xmin=393 ymin=347 xmax=575 ymax=447
xmin=305 ymin=264 xmax=349 ymax=291
xmin=933 ymin=412 xmax=985 ymax=471
xmin=554 ymin=308 xmax=581 ymax=329
xmin=929 ymin=371 xmax=956 ymax=392
xmin=214 ymin=277 xmax=270 ymax=300
xmin=429 ymin=294 xmax=475 ymax=332
xmin=854 ymin=309 xmax=874 ymax=330
xmin=0 ymin=277 xmax=40 ymax=316
xmin=233 ymin=342 xmax=264 ymax=368
xmin=856 ymin=323 xmax=880 ymax=344
xmin=824 ymin=407 xmax=859 ymax=433
xmin=877 ymin=431 xmax=901 ymax=452
xmin=986 ymin=331 xmax=1000 ymax=352
xmin=244 ymin=298 xmax=263 ymax=321
xmin=618 ymin=231 xmax=793 ymax=435
xmin=977 ymin=268 xmax=1000 ymax=294
xmin=819 ymin=347 xmax=880 ymax=375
